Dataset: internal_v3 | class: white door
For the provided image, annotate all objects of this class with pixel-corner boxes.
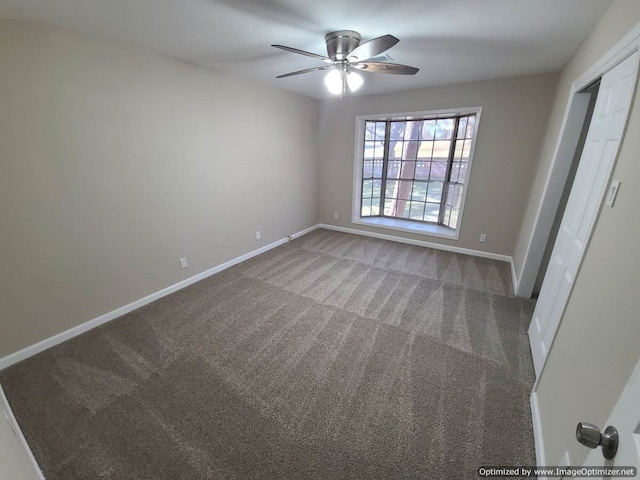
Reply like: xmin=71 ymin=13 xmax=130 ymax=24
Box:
xmin=582 ymin=357 xmax=640 ymax=473
xmin=528 ymin=51 xmax=639 ymax=377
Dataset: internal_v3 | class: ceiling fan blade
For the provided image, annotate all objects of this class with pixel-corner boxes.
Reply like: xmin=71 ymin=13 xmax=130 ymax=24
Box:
xmin=276 ymin=66 xmax=333 ymax=79
xmin=347 ymin=35 xmax=399 ymax=62
xmin=353 ymin=62 xmax=419 ymax=75
xmin=272 ymin=44 xmax=333 ymax=63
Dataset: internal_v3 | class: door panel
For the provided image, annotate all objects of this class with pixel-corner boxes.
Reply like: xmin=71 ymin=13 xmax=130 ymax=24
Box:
xmin=583 ymin=357 xmax=640 ymax=471
xmin=529 ymin=52 xmax=639 ymax=377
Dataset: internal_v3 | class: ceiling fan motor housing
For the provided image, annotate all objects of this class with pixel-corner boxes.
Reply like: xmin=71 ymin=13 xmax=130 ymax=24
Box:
xmin=325 ymin=30 xmax=361 ymax=60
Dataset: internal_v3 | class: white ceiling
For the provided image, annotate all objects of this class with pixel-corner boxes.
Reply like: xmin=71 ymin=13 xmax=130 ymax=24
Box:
xmin=0 ymin=0 xmax=612 ymax=99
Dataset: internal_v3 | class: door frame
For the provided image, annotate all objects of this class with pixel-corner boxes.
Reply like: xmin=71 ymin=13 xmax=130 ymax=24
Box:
xmin=526 ymin=23 xmax=640 ymax=471
xmin=516 ymin=22 xmax=640 ymax=300
xmin=529 ymin=51 xmax=640 ymax=378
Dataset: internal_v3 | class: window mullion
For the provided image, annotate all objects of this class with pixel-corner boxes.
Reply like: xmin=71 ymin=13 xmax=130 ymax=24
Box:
xmin=438 ymin=116 xmax=461 ymax=225
xmin=379 ymin=121 xmax=392 ymax=217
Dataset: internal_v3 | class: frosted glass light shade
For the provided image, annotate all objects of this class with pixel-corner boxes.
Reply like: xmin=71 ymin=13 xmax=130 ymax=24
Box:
xmin=347 ymin=71 xmax=363 ymax=92
xmin=324 ymin=69 xmax=343 ymax=95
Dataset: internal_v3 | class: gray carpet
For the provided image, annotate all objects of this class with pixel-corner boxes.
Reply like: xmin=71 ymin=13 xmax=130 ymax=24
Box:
xmin=0 ymin=228 xmax=536 ymax=479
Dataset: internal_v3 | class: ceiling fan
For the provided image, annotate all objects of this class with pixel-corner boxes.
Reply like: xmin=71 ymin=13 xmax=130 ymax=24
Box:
xmin=272 ymin=30 xmax=419 ymax=96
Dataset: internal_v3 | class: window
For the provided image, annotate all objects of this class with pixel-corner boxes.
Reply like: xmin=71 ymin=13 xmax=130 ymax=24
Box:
xmin=354 ymin=108 xmax=480 ymax=238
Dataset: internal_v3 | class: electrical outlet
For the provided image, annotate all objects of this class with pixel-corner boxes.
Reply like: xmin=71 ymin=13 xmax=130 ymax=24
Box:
xmin=479 ymin=233 xmax=487 ymax=242
xmin=179 ymin=257 xmax=188 ymax=269
xmin=333 ymin=212 xmax=339 ymax=220
xmin=255 ymin=230 xmax=261 ymax=241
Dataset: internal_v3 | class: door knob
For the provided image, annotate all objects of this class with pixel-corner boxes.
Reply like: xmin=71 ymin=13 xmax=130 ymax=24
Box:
xmin=576 ymin=422 xmax=618 ymax=459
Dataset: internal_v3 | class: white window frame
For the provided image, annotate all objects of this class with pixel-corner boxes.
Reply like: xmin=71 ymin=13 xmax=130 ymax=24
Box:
xmin=352 ymin=106 xmax=482 ymax=240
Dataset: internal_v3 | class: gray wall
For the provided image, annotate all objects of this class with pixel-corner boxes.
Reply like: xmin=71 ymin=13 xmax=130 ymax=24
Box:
xmin=515 ymin=0 xmax=640 ymax=466
xmin=0 ymin=20 xmax=320 ymax=358
xmin=318 ymin=74 xmax=558 ymax=256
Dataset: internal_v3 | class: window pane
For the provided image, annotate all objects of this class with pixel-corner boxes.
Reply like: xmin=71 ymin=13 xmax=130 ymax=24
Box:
xmin=397 ymin=181 xmax=413 ymax=200
xmin=445 ymin=183 xmax=463 ymax=208
xmin=442 ymin=202 xmax=451 ymax=227
xmin=411 ymin=181 xmax=427 ymax=202
xmin=405 ymin=121 xmax=422 ymax=139
xmin=390 ymin=122 xmax=404 ymax=141
xmin=421 ymin=119 xmax=437 ymax=140
xmin=410 ymin=202 xmax=425 ymax=221
xmin=402 ymin=141 xmax=419 ymax=160
xmin=446 ymin=184 xmax=454 ymax=206
xmin=427 ymin=181 xmax=443 ymax=203
xmin=418 ymin=141 xmax=434 ymax=160
xmin=433 ymin=140 xmax=451 ymax=161
xmin=389 ymin=142 xmax=402 ymax=160
xmin=384 ymin=198 xmax=396 ymax=216
xmin=361 ymin=197 xmax=373 ymax=217
xmin=387 ymin=161 xmax=401 ymax=179
xmin=385 ymin=180 xmax=398 ymax=198
xmin=424 ymin=203 xmax=440 ymax=223
xmin=457 ymin=117 xmax=468 ymax=139
xmin=452 ymin=184 xmax=463 ymax=208
xmin=415 ymin=161 xmax=430 ymax=180
xmin=435 ymin=118 xmax=454 ymax=140
xmin=450 ymin=162 xmax=461 ymax=183
xmin=374 ymin=141 xmax=385 ymax=159
xmin=466 ymin=116 xmax=476 ymax=138
xmin=375 ymin=122 xmax=386 ymax=140
xmin=462 ymin=140 xmax=471 ymax=160
xmin=372 ymin=179 xmax=382 ymax=197
xmin=447 ymin=185 xmax=464 ymax=229
xmin=371 ymin=198 xmax=381 ymax=215
xmin=458 ymin=163 xmax=468 ymax=184
xmin=362 ymin=179 xmax=372 ymax=198
xmin=363 ymin=161 xmax=373 ymax=178
xmin=365 ymin=122 xmax=375 ymax=141
xmin=396 ymin=201 xmax=410 ymax=219
xmin=400 ymin=162 xmax=416 ymax=179
xmin=449 ymin=207 xmax=460 ymax=229
xmin=430 ymin=161 xmax=447 ymax=181
xmin=373 ymin=160 xmax=383 ymax=178
xmin=454 ymin=141 xmax=464 ymax=161
xmin=364 ymin=141 xmax=375 ymax=159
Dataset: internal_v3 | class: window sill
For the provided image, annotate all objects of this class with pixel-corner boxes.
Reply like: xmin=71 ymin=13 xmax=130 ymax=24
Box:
xmin=352 ymin=216 xmax=459 ymax=240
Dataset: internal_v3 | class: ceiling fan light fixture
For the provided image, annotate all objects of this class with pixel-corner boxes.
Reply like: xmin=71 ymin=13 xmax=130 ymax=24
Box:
xmin=347 ymin=71 xmax=363 ymax=92
xmin=274 ymin=30 xmax=418 ymax=96
xmin=324 ymin=69 xmax=343 ymax=95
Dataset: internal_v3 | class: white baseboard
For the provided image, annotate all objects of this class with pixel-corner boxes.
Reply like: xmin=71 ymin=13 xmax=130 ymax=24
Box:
xmin=0 ymin=224 xmax=319 ymax=371
xmin=530 ymin=391 xmax=546 ymax=475
xmin=510 ymin=258 xmax=520 ymax=297
xmin=318 ymin=223 xmax=513 ymax=263
xmin=0 ymin=384 xmax=45 ymax=479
